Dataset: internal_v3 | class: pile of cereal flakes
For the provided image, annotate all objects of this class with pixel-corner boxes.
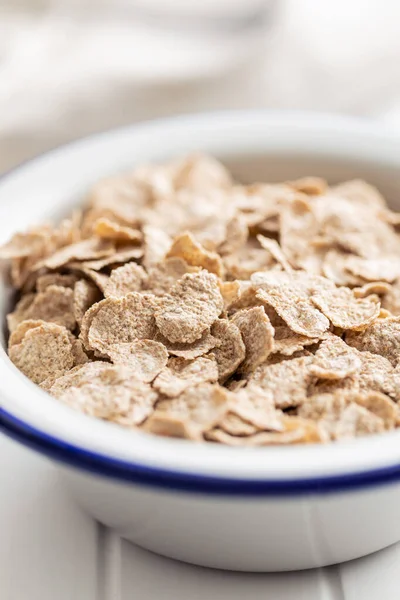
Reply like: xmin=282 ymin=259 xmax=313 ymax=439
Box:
xmin=2 ymin=154 xmax=400 ymax=445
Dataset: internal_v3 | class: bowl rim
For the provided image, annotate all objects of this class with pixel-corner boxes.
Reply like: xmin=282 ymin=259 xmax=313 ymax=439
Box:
xmin=4 ymin=405 xmax=400 ymax=495
xmin=2 ymin=109 xmax=400 ymax=495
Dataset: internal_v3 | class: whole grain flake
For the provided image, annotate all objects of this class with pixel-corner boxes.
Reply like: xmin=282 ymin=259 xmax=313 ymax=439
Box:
xmin=155 ymin=271 xmax=223 ymax=344
xmin=2 ymin=153 xmax=400 ymax=445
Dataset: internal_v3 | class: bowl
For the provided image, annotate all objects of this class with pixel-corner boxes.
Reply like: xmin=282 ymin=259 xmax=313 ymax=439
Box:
xmin=1 ymin=111 xmax=400 ymax=572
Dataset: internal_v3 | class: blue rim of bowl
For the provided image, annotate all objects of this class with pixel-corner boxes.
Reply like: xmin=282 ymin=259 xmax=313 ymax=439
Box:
xmin=2 ymin=406 xmax=400 ymax=495
xmin=1 ymin=111 xmax=400 ymax=496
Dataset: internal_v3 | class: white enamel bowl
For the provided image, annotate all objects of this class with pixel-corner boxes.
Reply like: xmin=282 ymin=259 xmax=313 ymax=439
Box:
xmin=1 ymin=112 xmax=400 ymax=572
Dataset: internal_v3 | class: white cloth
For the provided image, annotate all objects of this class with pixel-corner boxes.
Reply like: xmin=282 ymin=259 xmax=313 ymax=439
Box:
xmin=1 ymin=0 xmax=400 ymax=172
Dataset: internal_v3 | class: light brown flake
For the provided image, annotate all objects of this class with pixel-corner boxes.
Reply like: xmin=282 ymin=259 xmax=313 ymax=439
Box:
xmin=142 ymin=225 xmax=172 ymax=270
xmin=206 ymin=416 xmax=323 ymax=445
xmin=56 ymin=209 xmax=82 ymax=244
xmin=310 ymin=335 xmax=362 ymax=380
xmin=344 ymin=255 xmax=400 ymax=284
xmin=218 ymin=214 xmax=248 ymax=256
xmin=9 ymin=322 xmax=75 ymax=384
xmin=106 ymin=339 xmax=168 ymax=382
xmin=322 ymin=250 xmax=364 ymax=287
xmin=353 ymin=391 xmax=397 ymax=429
xmin=69 ymin=335 xmax=90 ymax=366
xmin=79 ymin=298 xmax=109 ymax=351
xmin=73 ymin=279 xmax=102 ymax=326
xmin=223 ymin=241 xmax=274 ymax=280
xmin=382 ymin=280 xmax=400 ymax=316
xmin=155 ymin=329 xmax=218 ymax=359
xmin=256 ymin=235 xmax=293 ymax=272
xmin=104 ymin=262 xmax=147 ymax=298
xmin=273 ymin=325 xmax=323 ymax=356
xmin=87 ymin=174 xmax=150 ymax=225
xmin=227 ymin=284 xmax=255 ymax=311
xmin=173 ymin=189 xmax=235 ymax=250
xmin=311 ymin=287 xmax=380 ymax=330
xmin=356 ymin=351 xmax=397 ymax=399
xmin=232 ymin=183 xmax=290 ymax=229
xmin=145 ymin=257 xmax=199 ymax=296
xmin=218 ymin=280 xmax=241 ymax=311
xmin=77 ymin=246 xmax=144 ymax=271
xmin=354 ymin=282 xmax=393 ymax=299
xmin=81 ymin=207 xmax=129 ymax=238
xmin=155 ymin=271 xmax=223 ymax=344
xmin=0 ymin=226 xmax=53 ymax=260
xmin=249 ymin=355 xmax=313 ymax=409
xmin=7 ymin=285 xmax=75 ymax=332
xmin=299 ymin=392 xmax=347 ymax=424
xmin=6 ymin=294 xmax=35 ymax=333
xmin=36 ymin=273 xmax=78 ymax=292
xmin=35 ymin=238 xmax=115 ymax=270
xmin=45 ymin=361 xmax=111 ymax=395
xmin=252 ymin=271 xmax=334 ymax=338
xmin=210 ymin=319 xmax=246 ymax=382
xmin=227 ymin=282 xmax=267 ymax=315
xmin=334 ymin=403 xmax=384 ymax=440
xmin=153 ymin=355 xmax=218 ymax=397
xmin=388 ymin=365 xmax=400 ymax=403
xmin=228 ymin=384 xmax=284 ymax=431
xmin=51 ymin=364 xmax=157 ymax=426
xmin=69 ymin=265 xmax=109 ymax=293
xmin=257 ymin=214 xmax=280 ymax=235
xmin=141 ymin=413 xmax=189 ymax=438
xmin=279 ymin=194 xmax=320 ymax=269
xmin=167 ymin=231 xmax=224 ymax=277
xmin=226 ymin=378 xmax=248 ymax=391
xmin=378 ymin=308 xmax=393 ymax=319
xmin=256 ymin=288 xmax=330 ymax=338
xmin=231 ymin=307 xmax=274 ymax=373
xmin=56 ymin=210 xmax=82 ymax=246
xmin=380 ymin=208 xmax=400 ymax=228
xmin=252 ymin=269 xmax=335 ymax=296
xmin=218 ymin=413 xmax=259 ymax=436
xmin=146 ymin=383 xmax=229 ymax=440
xmin=14 ymin=262 xmax=44 ymax=293
xmin=317 ymin=195 xmax=400 ymax=259
xmin=345 ymin=317 xmax=400 ymax=366
xmin=288 ymin=176 xmax=328 ymax=196
xmin=93 ymin=217 xmax=142 ymax=243
xmin=172 ymin=153 xmax=232 ymax=193
xmin=333 ymin=179 xmax=387 ymax=210
xmin=8 ymin=319 xmax=46 ymax=348
xmin=298 ymin=389 xmax=389 ymax=440
xmin=307 ymin=371 xmax=360 ymax=398
xmin=88 ymin=293 xmax=159 ymax=354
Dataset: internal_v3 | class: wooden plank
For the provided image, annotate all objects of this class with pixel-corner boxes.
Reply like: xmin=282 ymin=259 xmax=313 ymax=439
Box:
xmin=121 ymin=539 xmax=340 ymax=600
xmin=0 ymin=436 xmax=98 ymax=600
xmin=340 ymin=543 xmax=400 ymax=600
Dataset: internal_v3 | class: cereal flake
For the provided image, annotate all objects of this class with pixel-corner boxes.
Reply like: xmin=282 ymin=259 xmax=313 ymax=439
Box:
xmin=210 ymin=319 xmax=245 ymax=382
xmin=9 ymin=322 xmax=75 ymax=384
xmin=155 ymin=271 xmax=223 ymax=344
xmin=104 ymin=262 xmax=147 ymax=298
xmin=154 ymin=355 xmax=218 ymax=397
xmin=231 ymin=307 xmax=275 ymax=373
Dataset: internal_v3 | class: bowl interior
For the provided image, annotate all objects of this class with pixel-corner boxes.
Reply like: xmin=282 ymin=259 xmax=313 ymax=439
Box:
xmin=228 ymin=152 xmax=400 ymax=209
xmin=1 ymin=111 xmax=400 ymax=481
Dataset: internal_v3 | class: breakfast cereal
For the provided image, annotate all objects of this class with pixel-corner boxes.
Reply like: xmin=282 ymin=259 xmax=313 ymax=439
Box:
xmin=2 ymin=154 xmax=400 ymax=445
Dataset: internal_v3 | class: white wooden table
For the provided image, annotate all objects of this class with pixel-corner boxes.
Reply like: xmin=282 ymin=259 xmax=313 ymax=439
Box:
xmin=1 ymin=434 xmax=400 ymax=600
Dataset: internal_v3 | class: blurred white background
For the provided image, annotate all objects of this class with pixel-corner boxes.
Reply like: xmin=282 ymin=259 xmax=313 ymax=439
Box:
xmin=1 ymin=0 xmax=400 ymax=172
